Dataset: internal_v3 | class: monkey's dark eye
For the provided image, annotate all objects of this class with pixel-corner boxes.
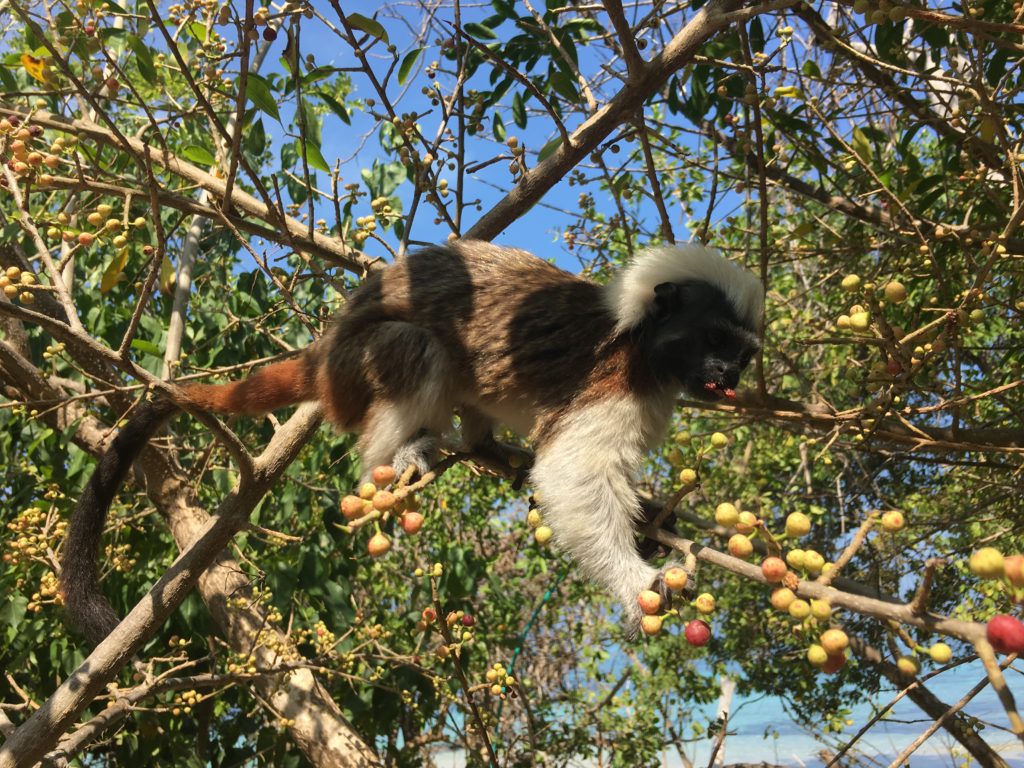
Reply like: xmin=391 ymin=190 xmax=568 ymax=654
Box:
xmin=706 ymin=329 xmax=724 ymax=347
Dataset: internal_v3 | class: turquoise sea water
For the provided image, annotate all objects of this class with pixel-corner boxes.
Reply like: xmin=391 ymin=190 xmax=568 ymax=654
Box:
xmin=683 ymin=660 xmax=1023 ymax=767
xmin=431 ymin=660 xmax=1022 ymax=766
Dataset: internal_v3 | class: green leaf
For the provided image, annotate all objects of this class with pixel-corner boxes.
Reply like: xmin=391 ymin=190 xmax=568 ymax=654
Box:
xmin=491 ymin=0 xmax=517 ymax=20
xmin=299 ymin=67 xmax=338 ymax=88
xmin=512 ymin=91 xmax=527 ymax=128
xmin=361 ymin=160 xmax=406 ymax=198
xmin=492 ymin=112 xmax=506 ymax=141
xmin=0 ymin=65 xmax=17 ymax=91
xmin=348 ymin=13 xmax=388 ymax=43
xmin=127 ymin=34 xmax=156 ymax=84
xmin=802 ymin=60 xmax=821 ymax=78
xmin=851 ymin=126 xmax=872 ymax=162
xmin=549 ymin=67 xmax=578 ymax=102
xmin=187 ymin=21 xmax=207 ymax=42
xmin=130 ymin=339 xmax=162 ymax=357
xmin=398 ymin=48 xmax=423 ymax=85
xmin=538 ymin=136 xmax=561 ymax=162
xmin=859 ymin=126 xmax=887 ymax=143
xmin=749 ymin=17 xmax=765 ymax=52
xmin=299 ymin=97 xmax=321 ymax=144
xmin=98 ymin=27 xmax=126 ymax=43
xmin=563 ymin=17 xmax=602 ymax=34
xmin=101 ymin=0 xmax=130 ymax=13
xmin=464 ymin=22 xmax=498 ymax=40
xmin=791 ymin=221 xmax=814 ymax=238
xmin=180 ymin=144 xmax=216 ymax=166
xmin=246 ymin=73 xmax=281 ymax=122
xmin=985 ymin=49 xmax=1009 ymax=86
xmin=247 ymin=118 xmax=267 ymax=156
xmin=492 ymin=76 xmax=513 ymax=102
xmin=301 ymin=139 xmax=331 ymax=173
xmin=319 ymin=90 xmax=351 ymax=124
xmin=0 ymin=594 xmax=27 ymax=632
xmin=556 ymin=32 xmax=578 ymax=66
xmin=100 ymin=249 xmax=129 ymax=294
xmin=678 ymin=64 xmax=713 ymax=123
xmin=667 ymin=76 xmax=682 ymax=114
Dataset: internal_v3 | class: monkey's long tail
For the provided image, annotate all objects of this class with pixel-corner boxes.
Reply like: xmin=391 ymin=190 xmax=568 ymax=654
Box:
xmin=61 ymin=355 xmax=318 ymax=646
xmin=181 ymin=355 xmax=317 ymax=415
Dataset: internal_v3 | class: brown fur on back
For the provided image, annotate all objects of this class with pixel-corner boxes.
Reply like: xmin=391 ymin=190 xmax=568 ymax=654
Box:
xmin=315 ymin=241 xmax=655 ymax=441
xmin=178 ymin=242 xmax=655 ymax=439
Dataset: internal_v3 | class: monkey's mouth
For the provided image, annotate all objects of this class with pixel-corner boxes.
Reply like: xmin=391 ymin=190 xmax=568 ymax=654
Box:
xmin=703 ymin=381 xmax=737 ymax=400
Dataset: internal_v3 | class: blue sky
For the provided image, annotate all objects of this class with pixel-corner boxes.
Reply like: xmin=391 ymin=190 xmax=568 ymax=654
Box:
xmin=253 ymin=1 xmax=717 ymax=273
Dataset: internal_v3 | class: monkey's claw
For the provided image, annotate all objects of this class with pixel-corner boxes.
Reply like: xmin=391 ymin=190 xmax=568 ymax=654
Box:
xmin=469 ymin=438 xmax=533 ymax=489
xmin=649 ymin=572 xmax=674 ymax=612
xmin=472 ymin=438 xmax=533 ymax=471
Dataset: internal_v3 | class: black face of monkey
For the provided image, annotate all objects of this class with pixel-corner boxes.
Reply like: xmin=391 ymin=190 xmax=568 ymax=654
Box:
xmin=646 ymin=280 xmax=761 ymax=400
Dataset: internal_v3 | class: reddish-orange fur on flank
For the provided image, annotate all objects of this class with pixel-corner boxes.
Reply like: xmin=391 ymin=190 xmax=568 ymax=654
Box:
xmin=182 ymin=356 xmax=316 ymax=416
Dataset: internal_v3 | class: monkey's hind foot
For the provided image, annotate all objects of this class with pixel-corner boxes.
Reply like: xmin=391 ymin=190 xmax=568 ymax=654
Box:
xmin=388 ymin=434 xmax=439 ymax=484
xmin=647 ymin=571 xmax=674 ymax=614
xmin=648 ymin=562 xmax=694 ymax=609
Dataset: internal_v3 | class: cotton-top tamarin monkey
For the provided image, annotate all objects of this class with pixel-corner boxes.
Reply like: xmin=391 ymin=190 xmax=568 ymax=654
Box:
xmin=62 ymin=240 xmax=763 ymax=644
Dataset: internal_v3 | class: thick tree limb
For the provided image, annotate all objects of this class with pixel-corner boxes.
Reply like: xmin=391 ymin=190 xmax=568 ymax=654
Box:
xmin=0 ymin=395 xmax=379 ymax=768
xmin=848 ymin=639 xmax=1011 ymax=768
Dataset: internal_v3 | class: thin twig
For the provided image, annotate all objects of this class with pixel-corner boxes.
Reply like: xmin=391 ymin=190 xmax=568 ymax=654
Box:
xmin=430 ymin=578 xmax=499 ymax=766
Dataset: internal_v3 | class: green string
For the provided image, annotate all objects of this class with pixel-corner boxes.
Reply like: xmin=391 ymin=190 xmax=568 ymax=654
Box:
xmin=496 ymin=567 xmax=567 ymax=719
xmin=508 ymin=568 xmax=566 ymax=676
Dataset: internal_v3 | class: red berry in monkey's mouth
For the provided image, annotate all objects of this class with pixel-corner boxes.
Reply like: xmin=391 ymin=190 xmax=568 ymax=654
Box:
xmin=704 ymin=381 xmax=737 ymax=399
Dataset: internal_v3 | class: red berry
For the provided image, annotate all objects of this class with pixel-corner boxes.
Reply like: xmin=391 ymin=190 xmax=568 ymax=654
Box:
xmin=372 ymin=490 xmax=396 ymax=511
xmin=761 ymin=556 xmax=788 ymax=582
xmin=461 ymin=614 xmax=475 ymax=627
xmin=340 ymin=495 xmax=365 ymax=520
xmin=822 ymin=653 xmax=847 ymax=674
xmin=263 ymin=27 xmax=278 ymax=41
xmin=400 ymin=511 xmax=424 ymax=534
xmin=1004 ymin=555 xmax=1024 ymax=588
xmin=637 ymin=590 xmax=662 ymax=616
xmin=684 ymin=619 xmax=711 ymax=647
xmin=987 ymin=614 xmax=1024 ymax=654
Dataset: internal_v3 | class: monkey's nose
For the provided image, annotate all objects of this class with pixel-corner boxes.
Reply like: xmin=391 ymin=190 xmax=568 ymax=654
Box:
xmin=708 ymin=361 xmax=733 ymax=383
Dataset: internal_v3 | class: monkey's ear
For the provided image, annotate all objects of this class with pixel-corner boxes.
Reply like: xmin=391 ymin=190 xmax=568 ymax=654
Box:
xmin=653 ymin=282 xmax=680 ymax=320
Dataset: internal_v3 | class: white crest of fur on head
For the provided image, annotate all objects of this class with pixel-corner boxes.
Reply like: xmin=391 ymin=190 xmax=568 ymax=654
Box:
xmin=604 ymin=244 xmax=764 ymax=332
